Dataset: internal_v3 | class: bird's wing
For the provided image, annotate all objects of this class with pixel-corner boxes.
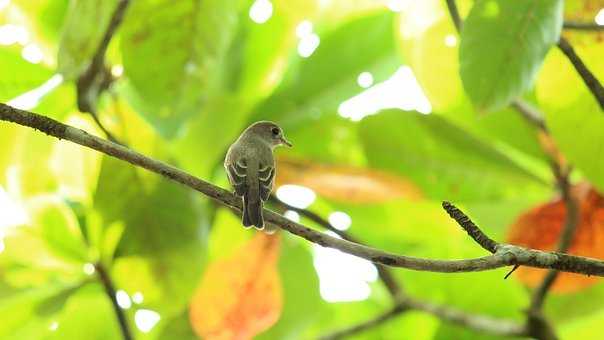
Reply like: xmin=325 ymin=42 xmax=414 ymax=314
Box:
xmin=258 ymin=163 xmax=275 ymax=201
xmin=226 ymin=158 xmax=248 ymax=196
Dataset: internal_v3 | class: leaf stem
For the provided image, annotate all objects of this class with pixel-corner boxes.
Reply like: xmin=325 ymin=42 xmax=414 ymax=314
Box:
xmin=94 ymin=262 xmax=133 ymax=340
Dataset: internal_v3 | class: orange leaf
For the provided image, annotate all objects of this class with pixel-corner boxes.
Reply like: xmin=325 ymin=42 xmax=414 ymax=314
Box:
xmin=189 ymin=233 xmax=282 ymax=340
xmin=276 ymin=157 xmax=422 ymax=203
xmin=507 ymin=184 xmax=604 ymax=292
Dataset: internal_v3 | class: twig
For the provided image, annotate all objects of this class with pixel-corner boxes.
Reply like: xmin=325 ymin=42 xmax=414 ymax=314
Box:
xmin=405 ymin=297 xmax=527 ymax=336
xmin=320 ymin=296 xmax=528 ymax=339
xmin=280 ymin=198 xmax=530 ymax=338
xmin=445 ymin=0 xmax=463 ymax=32
xmin=319 ymin=305 xmax=408 ymax=340
xmin=2 ymin=104 xmax=604 ymax=277
xmin=76 ymin=0 xmax=131 ymax=143
xmin=94 ymin=262 xmax=133 ymax=340
xmin=530 ymin=164 xmax=579 ymax=311
xmin=557 ymin=36 xmax=604 ymax=110
xmin=269 ymin=197 xmax=402 ymax=299
xmin=510 ymin=99 xmax=547 ymax=131
xmin=563 ymin=21 xmax=604 ymax=31
xmin=442 ymin=201 xmax=498 ymax=253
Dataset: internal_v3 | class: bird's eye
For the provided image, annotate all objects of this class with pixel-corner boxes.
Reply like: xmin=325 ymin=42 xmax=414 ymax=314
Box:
xmin=271 ymin=127 xmax=280 ymax=136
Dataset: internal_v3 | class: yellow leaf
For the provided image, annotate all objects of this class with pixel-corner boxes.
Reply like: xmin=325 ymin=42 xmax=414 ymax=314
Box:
xmin=189 ymin=233 xmax=282 ymax=340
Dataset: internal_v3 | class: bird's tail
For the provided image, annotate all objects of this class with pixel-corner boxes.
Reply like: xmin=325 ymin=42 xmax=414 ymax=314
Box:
xmin=242 ymin=193 xmax=264 ymax=229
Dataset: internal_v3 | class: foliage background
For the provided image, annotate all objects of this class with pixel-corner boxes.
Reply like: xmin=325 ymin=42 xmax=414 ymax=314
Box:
xmin=0 ymin=0 xmax=603 ymax=339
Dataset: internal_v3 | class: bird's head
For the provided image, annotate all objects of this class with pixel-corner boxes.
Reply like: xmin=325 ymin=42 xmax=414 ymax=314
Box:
xmin=244 ymin=121 xmax=293 ymax=148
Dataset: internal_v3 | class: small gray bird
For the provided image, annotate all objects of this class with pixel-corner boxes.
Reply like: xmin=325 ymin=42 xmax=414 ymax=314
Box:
xmin=224 ymin=121 xmax=292 ymax=229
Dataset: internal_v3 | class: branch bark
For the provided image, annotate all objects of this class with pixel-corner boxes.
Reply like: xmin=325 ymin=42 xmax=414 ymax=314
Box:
xmin=319 ymin=305 xmax=408 ymax=340
xmin=524 ymin=164 xmax=579 ymax=340
xmin=557 ymin=36 xmax=604 ymax=111
xmin=76 ymin=0 xmax=131 ymax=143
xmin=269 ymin=197 xmax=403 ymax=299
xmin=563 ymin=21 xmax=604 ymax=31
xmin=95 ymin=262 xmax=133 ymax=340
xmin=2 ymin=103 xmax=604 ymax=278
xmin=320 ymin=296 xmax=528 ymax=339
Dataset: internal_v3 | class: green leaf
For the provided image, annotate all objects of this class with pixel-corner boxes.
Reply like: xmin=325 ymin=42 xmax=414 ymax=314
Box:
xmin=359 ymin=110 xmax=547 ymax=202
xmin=396 ymin=2 xmax=548 ymax=166
xmin=93 ymin=157 xmax=208 ymax=315
xmin=0 ymin=48 xmax=54 ymax=102
xmin=120 ymin=0 xmax=247 ymax=137
xmin=0 ymin=284 xmax=69 ymax=339
xmin=459 ymin=0 xmax=563 ymax=111
xmin=45 ymin=283 xmax=122 ymax=340
xmin=57 ymin=0 xmax=119 ymax=78
xmin=13 ymin=0 xmax=70 ymax=53
xmin=537 ymin=45 xmax=604 ymax=192
xmin=34 ymin=198 xmax=88 ymax=263
xmin=250 ymin=10 xmax=399 ymax=127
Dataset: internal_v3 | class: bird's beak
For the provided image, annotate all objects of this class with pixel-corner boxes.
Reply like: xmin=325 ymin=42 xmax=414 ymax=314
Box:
xmin=280 ymin=136 xmax=293 ymax=147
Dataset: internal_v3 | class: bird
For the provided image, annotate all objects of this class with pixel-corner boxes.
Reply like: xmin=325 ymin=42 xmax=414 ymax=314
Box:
xmin=224 ymin=121 xmax=292 ymax=229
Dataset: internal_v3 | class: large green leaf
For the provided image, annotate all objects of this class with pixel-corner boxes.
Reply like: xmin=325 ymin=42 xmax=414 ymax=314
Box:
xmin=13 ymin=0 xmax=70 ymax=54
xmin=0 ymin=284 xmax=69 ymax=339
xmin=44 ymin=283 xmax=121 ymax=340
xmin=537 ymin=45 xmax=604 ymax=192
xmin=396 ymin=1 xmax=547 ymax=166
xmin=57 ymin=0 xmax=119 ymax=78
xmin=93 ymin=157 xmax=208 ymax=315
xmin=459 ymin=0 xmax=563 ymax=111
xmin=359 ymin=110 xmax=547 ymax=202
xmin=250 ymin=10 xmax=399 ymax=127
xmin=0 ymin=48 xmax=54 ymax=102
xmin=120 ymin=0 xmax=247 ymax=137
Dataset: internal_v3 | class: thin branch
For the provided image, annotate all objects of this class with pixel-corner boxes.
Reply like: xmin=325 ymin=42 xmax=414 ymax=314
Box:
xmin=530 ymin=164 xmax=579 ymax=311
xmin=94 ymin=262 xmax=132 ymax=340
xmin=319 ymin=304 xmax=408 ymax=340
xmin=76 ymin=0 xmax=131 ymax=143
xmin=405 ymin=297 xmax=527 ymax=336
xmin=2 ymin=104 xmax=604 ymax=277
xmin=563 ymin=21 xmax=604 ymax=31
xmin=557 ymin=36 xmax=604 ymax=111
xmin=268 ymin=197 xmax=403 ymax=299
xmin=278 ymin=199 xmax=530 ymax=339
xmin=442 ymin=201 xmax=498 ymax=253
xmin=445 ymin=0 xmax=463 ymax=32
xmin=320 ymin=296 xmax=527 ymax=339
xmin=510 ymin=99 xmax=547 ymax=131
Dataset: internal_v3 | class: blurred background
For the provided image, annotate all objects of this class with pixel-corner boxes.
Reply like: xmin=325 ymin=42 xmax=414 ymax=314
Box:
xmin=1 ymin=0 xmax=604 ymax=339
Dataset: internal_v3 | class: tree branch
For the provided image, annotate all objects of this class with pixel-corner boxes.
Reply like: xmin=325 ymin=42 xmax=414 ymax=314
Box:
xmin=510 ymin=99 xmax=547 ymax=131
xmin=94 ymin=262 xmax=133 ymax=340
xmin=278 ymin=199 xmax=531 ymax=339
xmin=268 ymin=197 xmax=403 ymax=299
xmin=563 ymin=21 xmax=604 ymax=31
xmin=442 ymin=201 xmax=498 ymax=253
xmin=320 ymin=295 xmax=528 ymax=339
xmin=528 ymin=162 xmax=580 ymax=332
xmin=445 ymin=0 xmax=463 ymax=32
xmin=76 ymin=0 xmax=131 ymax=143
xmin=557 ymin=36 xmax=604 ymax=111
xmin=2 ymin=104 xmax=604 ymax=277
xmin=405 ymin=297 xmax=527 ymax=336
xmin=319 ymin=305 xmax=409 ymax=340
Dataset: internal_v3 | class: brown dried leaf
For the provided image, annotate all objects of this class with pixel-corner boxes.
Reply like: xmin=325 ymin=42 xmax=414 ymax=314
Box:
xmin=275 ymin=157 xmax=422 ymax=203
xmin=507 ymin=183 xmax=604 ymax=292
